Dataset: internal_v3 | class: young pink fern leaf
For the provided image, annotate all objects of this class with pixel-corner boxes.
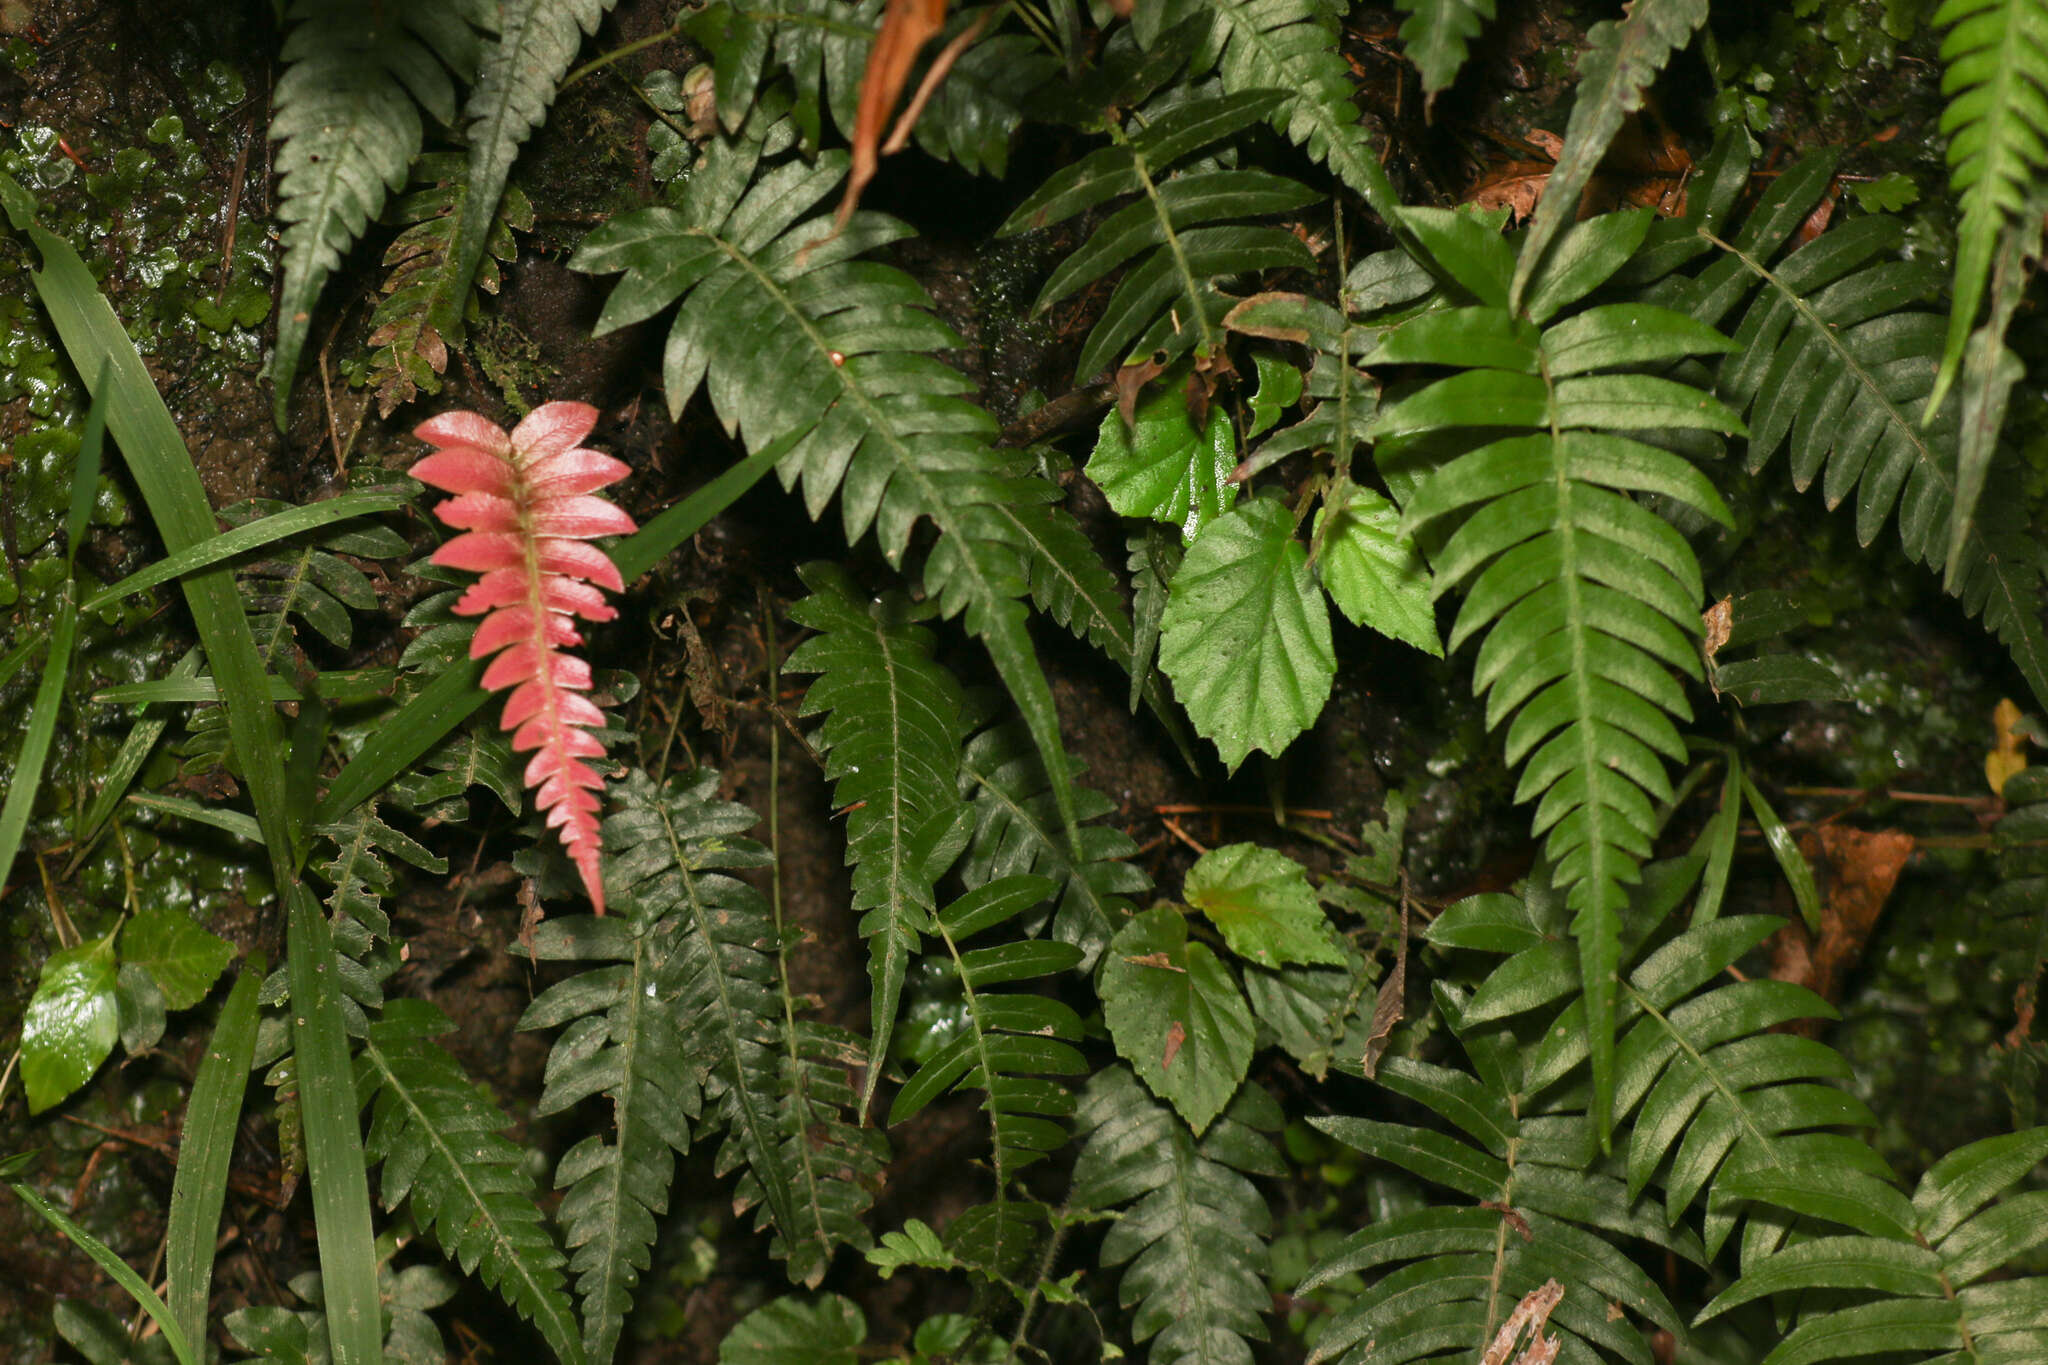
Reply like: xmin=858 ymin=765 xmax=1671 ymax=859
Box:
xmin=412 ymin=401 xmax=636 ymax=914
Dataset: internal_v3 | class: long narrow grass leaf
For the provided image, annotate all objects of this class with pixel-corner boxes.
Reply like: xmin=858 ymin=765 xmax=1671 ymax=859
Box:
xmin=0 ymin=585 xmax=75 ymax=904
xmin=80 ymin=489 xmax=414 ymax=612
xmin=2 ymin=1172 xmax=199 ymax=1365
xmin=287 ymin=883 xmax=384 ymax=1365
xmin=166 ymin=957 xmax=263 ymax=1354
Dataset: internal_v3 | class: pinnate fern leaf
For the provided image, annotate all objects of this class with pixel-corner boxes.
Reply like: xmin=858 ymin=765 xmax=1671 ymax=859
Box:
xmin=1070 ymin=1065 xmax=1284 ymax=1365
xmin=1000 ymin=90 xmax=1317 ymax=379
xmin=1372 ymin=208 xmax=1739 ymax=1140
xmin=1303 ymin=981 xmax=1691 ymax=1365
xmin=958 ymin=718 xmax=1149 ymax=964
xmin=449 ymin=0 xmax=616 ymax=350
xmin=1510 ymin=0 xmax=1708 ymax=311
xmin=1698 ymin=1128 xmax=2048 ymax=1365
xmin=571 ymin=116 xmax=1084 ymax=861
xmin=412 ymin=401 xmax=636 ymax=914
xmin=365 ymin=153 xmax=532 ymax=416
xmin=1927 ymin=0 xmax=2048 ymax=419
xmin=1396 ymin=0 xmax=1497 ymax=108
xmin=603 ymin=768 xmax=884 ymax=1286
xmin=888 ymin=874 xmax=1084 ymax=1271
xmin=1437 ymin=865 xmax=1897 ymax=1268
xmin=1669 ymin=144 xmax=2048 ymax=714
xmin=1200 ymin=0 xmax=1407 ymax=225
xmin=269 ymin=0 xmax=483 ymax=424
xmin=357 ymin=999 xmax=581 ymax=1363
xmin=785 ymin=564 xmax=970 ymax=1116
xmin=519 ymin=891 xmax=700 ymax=1363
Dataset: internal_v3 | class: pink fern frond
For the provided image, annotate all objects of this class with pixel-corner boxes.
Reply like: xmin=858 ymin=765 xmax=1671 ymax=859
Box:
xmin=412 ymin=401 xmax=637 ymax=915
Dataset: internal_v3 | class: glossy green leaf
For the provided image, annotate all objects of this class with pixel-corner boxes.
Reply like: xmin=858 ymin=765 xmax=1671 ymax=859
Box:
xmin=1184 ymin=842 xmax=1344 ymax=967
xmin=1100 ymin=906 xmax=1256 ymax=1134
xmin=1086 ymin=381 xmax=1238 ymax=543
xmin=1159 ymin=495 xmax=1335 ymax=771
xmin=21 ymin=935 xmax=120 ymax=1114
xmin=120 ymin=909 xmax=234 ymax=1012
xmin=1315 ymin=483 xmax=1441 ymax=655
xmin=719 ymin=1295 xmax=866 ymax=1365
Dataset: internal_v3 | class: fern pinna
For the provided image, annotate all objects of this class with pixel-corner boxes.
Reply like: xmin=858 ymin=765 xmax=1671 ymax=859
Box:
xmin=411 ymin=401 xmax=636 ymax=914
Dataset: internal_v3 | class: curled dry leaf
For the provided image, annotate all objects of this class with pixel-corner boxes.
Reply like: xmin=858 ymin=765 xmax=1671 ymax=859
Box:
xmin=412 ymin=401 xmax=637 ymax=914
xmin=1479 ymin=1279 xmax=1565 ymax=1365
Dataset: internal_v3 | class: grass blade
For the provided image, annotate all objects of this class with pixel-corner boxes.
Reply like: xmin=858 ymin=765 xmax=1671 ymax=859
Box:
xmin=1 ymin=1158 xmax=199 ymax=1365
xmin=81 ymin=488 xmax=415 ymax=612
xmin=73 ymin=649 xmax=201 ymax=854
xmin=0 ymin=585 xmax=77 ymax=903
xmin=166 ymin=957 xmax=263 ymax=1354
xmin=126 ymin=794 xmax=265 ymax=845
xmin=0 ymin=169 xmax=382 ymax=1365
xmin=288 ymin=884 xmax=383 ymax=1364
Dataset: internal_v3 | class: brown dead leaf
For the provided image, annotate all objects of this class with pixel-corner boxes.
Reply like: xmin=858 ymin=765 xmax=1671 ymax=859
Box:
xmin=1114 ymin=351 xmax=1170 ymax=428
xmin=1221 ymin=292 xmax=1314 ymax=345
xmin=1480 ymin=1280 xmax=1565 ymax=1365
xmin=1162 ymin=1019 xmax=1187 ymax=1070
xmin=836 ymin=0 xmax=951 ymax=232
xmin=1468 ymin=162 xmax=1553 ymax=224
xmin=1123 ymin=951 xmax=1184 ymax=972
xmin=1987 ymin=697 xmax=2028 ymax=796
xmin=1361 ymin=894 xmax=1408 ymax=1079
xmin=1770 ymin=826 xmax=1915 ymax=1022
xmin=1702 ymin=596 xmax=1733 ymax=696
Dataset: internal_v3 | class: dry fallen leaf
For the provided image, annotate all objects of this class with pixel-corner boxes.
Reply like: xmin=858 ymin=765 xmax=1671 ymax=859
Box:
xmin=1771 ymin=825 xmax=1915 ymax=1022
xmin=836 ymin=0 xmax=951 ymax=231
xmin=1162 ymin=1019 xmax=1187 ymax=1070
xmin=1361 ymin=894 xmax=1408 ymax=1079
xmin=1987 ymin=697 xmax=2028 ymax=796
xmin=1479 ymin=1280 xmax=1565 ymax=1365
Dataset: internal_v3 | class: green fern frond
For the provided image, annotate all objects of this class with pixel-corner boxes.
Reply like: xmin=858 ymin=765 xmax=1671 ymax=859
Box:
xmin=1436 ymin=866 xmax=1895 ymax=1268
xmin=1697 ymin=1128 xmax=2048 ymax=1365
xmin=270 ymin=0 xmax=486 ymax=424
xmin=604 ymin=768 xmax=884 ymax=1287
xmin=958 ymin=719 xmax=1148 ymax=964
xmin=1071 ymin=1065 xmax=1284 ymax=1365
xmin=306 ymin=803 xmax=446 ymax=1033
xmin=978 ymin=462 xmax=1183 ymax=733
xmin=1927 ymin=0 xmax=2048 ymax=419
xmin=356 ymin=999 xmax=582 ymax=1363
xmin=1303 ymin=982 xmax=1692 ymax=1365
xmin=785 ymin=564 xmax=970 ymax=1116
xmin=1374 ymin=205 xmax=1740 ymax=1141
xmin=363 ymin=152 xmax=532 ymax=416
xmin=888 ymin=874 xmax=1083 ymax=1273
xmin=572 ymin=115 xmax=1084 ymax=888
xmin=448 ymin=0 xmax=615 ymax=351
xmin=385 ymin=725 xmax=524 ymax=824
xmin=1675 ymin=145 xmax=2048 ymax=712
xmin=1510 ymin=0 xmax=1708 ymax=311
xmin=519 ymin=899 xmax=700 ymax=1363
xmin=1395 ymin=0 xmax=1497 ymax=109
xmin=1000 ymin=90 xmax=1317 ymax=381
xmin=218 ymin=499 xmax=408 ymax=662
xmin=1200 ymin=0 xmax=1407 ymax=224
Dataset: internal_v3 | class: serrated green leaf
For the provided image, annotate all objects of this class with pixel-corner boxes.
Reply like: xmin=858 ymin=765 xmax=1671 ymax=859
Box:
xmin=719 ymin=1295 xmax=865 ymax=1365
xmin=1159 ymin=494 xmax=1335 ymax=771
xmin=1185 ymin=842 xmax=1345 ymax=967
xmin=1315 ymin=483 xmax=1441 ymax=655
xmin=119 ymin=909 xmax=234 ymax=1012
xmin=1100 ymin=907 xmax=1255 ymax=1134
xmin=1087 ymin=380 xmax=1238 ymax=543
